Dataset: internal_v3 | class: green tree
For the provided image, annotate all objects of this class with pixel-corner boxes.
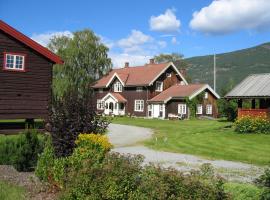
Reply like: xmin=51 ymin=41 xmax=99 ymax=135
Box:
xmin=154 ymin=53 xmax=189 ymax=68
xmin=48 ymin=29 xmax=112 ymax=97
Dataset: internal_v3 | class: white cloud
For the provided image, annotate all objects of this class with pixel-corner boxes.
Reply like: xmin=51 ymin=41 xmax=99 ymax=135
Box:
xmin=118 ymin=30 xmax=153 ymax=48
xmin=190 ymin=0 xmax=270 ymax=34
xmin=31 ymin=31 xmax=73 ymax=47
xmin=109 ymin=53 xmax=152 ymax=68
xmin=149 ymin=9 xmax=181 ymax=33
xmin=171 ymin=37 xmax=179 ymax=45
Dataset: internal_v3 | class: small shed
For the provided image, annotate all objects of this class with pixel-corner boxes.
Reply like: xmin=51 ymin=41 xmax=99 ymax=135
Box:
xmin=225 ymin=74 xmax=270 ymax=118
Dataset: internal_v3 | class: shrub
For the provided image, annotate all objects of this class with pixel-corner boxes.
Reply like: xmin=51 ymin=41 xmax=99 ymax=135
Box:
xmin=255 ymin=167 xmax=270 ymax=200
xmin=0 ymin=129 xmax=44 ymax=172
xmin=234 ymin=116 xmax=270 ymax=134
xmin=35 ymin=137 xmax=55 ymax=182
xmin=49 ymin=91 xmax=110 ymax=158
xmin=60 ymin=153 xmax=229 ymax=200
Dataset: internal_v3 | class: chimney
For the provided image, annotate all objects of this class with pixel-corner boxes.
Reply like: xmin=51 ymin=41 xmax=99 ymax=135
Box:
xmin=149 ymin=58 xmax=155 ymax=64
xmin=124 ymin=62 xmax=129 ymax=68
xmin=179 ymin=68 xmax=186 ymax=77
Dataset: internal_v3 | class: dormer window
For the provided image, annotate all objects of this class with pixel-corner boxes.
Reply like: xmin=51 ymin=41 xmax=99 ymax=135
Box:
xmin=155 ymin=81 xmax=163 ymax=92
xmin=4 ymin=53 xmax=25 ymax=71
xmin=114 ymin=81 xmax=122 ymax=92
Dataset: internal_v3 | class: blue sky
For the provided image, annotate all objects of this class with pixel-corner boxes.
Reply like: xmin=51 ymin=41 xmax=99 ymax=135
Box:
xmin=1 ymin=0 xmax=270 ymax=67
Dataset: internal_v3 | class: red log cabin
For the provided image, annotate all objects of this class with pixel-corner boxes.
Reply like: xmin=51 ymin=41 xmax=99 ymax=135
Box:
xmin=0 ymin=20 xmax=63 ymax=120
xmin=92 ymin=60 xmax=220 ymax=119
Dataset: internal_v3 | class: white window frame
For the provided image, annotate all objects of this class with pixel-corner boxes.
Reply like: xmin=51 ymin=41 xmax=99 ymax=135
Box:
xmin=196 ymin=104 xmax=203 ymax=114
xmin=134 ymin=100 xmax=144 ymax=112
xmin=178 ymin=104 xmax=187 ymax=115
xmin=204 ymin=92 xmax=208 ymax=99
xmin=136 ymin=87 xmax=143 ymax=92
xmin=114 ymin=81 xmax=122 ymax=92
xmin=97 ymin=99 xmax=104 ymax=110
xmin=155 ymin=81 xmax=163 ymax=92
xmin=4 ymin=53 xmax=25 ymax=71
xmin=206 ymin=104 xmax=213 ymax=115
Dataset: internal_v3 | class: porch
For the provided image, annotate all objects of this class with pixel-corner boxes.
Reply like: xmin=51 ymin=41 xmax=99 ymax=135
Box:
xmin=101 ymin=93 xmax=127 ymax=116
xmin=237 ymin=98 xmax=270 ymax=119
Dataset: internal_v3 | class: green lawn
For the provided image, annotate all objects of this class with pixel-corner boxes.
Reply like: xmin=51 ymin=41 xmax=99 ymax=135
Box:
xmin=113 ymin=117 xmax=270 ymax=166
xmin=224 ymin=182 xmax=263 ymax=200
xmin=0 ymin=181 xmax=26 ymax=200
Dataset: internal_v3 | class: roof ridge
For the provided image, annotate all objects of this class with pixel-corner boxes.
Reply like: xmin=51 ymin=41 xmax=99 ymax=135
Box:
xmin=0 ymin=20 xmax=63 ymax=64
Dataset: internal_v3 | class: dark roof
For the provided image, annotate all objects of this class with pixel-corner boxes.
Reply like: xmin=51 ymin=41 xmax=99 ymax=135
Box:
xmin=0 ymin=20 xmax=63 ymax=64
xmin=226 ymin=73 xmax=270 ymax=98
xmin=92 ymin=62 xmax=187 ymax=88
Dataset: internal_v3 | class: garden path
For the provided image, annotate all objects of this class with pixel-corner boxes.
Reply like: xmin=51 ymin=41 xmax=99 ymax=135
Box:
xmin=108 ymin=123 xmax=263 ymax=183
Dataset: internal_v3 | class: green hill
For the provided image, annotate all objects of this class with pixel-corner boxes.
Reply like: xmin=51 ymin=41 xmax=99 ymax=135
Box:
xmin=184 ymin=42 xmax=270 ymax=95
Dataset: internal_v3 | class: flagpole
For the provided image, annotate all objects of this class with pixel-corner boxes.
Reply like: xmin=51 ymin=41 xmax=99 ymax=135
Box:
xmin=214 ymin=54 xmax=216 ymax=92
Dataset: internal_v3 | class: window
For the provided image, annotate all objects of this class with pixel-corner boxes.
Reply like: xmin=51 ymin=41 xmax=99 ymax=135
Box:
xmin=148 ymin=104 xmax=152 ymax=117
xmin=204 ymin=92 xmax=208 ymax=99
xmin=166 ymin=73 xmax=171 ymax=77
xmin=134 ymin=100 xmax=144 ymax=112
xmin=196 ymin=104 xmax=203 ymax=114
xmin=155 ymin=81 xmax=163 ymax=92
xmin=98 ymin=88 xmax=103 ymax=93
xmin=178 ymin=104 xmax=187 ymax=114
xmin=114 ymin=81 xmax=122 ymax=92
xmin=97 ymin=99 xmax=104 ymax=110
xmin=136 ymin=87 xmax=143 ymax=92
xmin=159 ymin=104 xmax=164 ymax=117
xmin=206 ymin=104 xmax=212 ymax=115
xmin=4 ymin=53 xmax=25 ymax=71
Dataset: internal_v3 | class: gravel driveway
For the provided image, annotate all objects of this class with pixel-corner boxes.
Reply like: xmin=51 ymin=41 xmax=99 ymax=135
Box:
xmin=108 ymin=123 xmax=263 ymax=183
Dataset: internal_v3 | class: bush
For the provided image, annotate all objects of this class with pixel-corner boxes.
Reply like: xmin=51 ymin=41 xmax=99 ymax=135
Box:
xmin=37 ymin=133 xmax=229 ymax=199
xmin=255 ymin=167 xmax=270 ymax=200
xmin=60 ymin=152 xmax=228 ymax=200
xmin=49 ymin=91 xmax=110 ymax=158
xmin=234 ymin=116 xmax=270 ymax=134
xmin=0 ymin=129 xmax=44 ymax=172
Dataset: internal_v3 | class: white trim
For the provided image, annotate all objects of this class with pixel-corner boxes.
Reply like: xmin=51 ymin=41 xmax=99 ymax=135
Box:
xmin=134 ymin=99 xmax=144 ymax=112
xmin=105 ymin=73 xmax=125 ymax=88
xmin=189 ymin=84 xmax=220 ymax=100
xmin=196 ymin=104 xmax=203 ymax=114
xmin=5 ymin=54 xmax=25 ymax=71
xmin=178 ymin=103 xmax=187 ymax=114
xmin=155 ymin=81 xmax=163 ymax=92
xmin=206 ymin=104 xmax=213 ymax=115
xmin=101 ymin=93 xmax=118 ymax=102
xmin=113 ymin=81 xmax=123 ymax=92
xmin=149 ymin=62 xmax=188 ymax=86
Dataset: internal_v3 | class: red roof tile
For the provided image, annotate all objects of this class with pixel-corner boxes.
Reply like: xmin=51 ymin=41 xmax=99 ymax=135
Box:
xmin=148 ymin=84 xmax=206 ymax=102
xmin=102 ymin=93 xmax=127 ymax=102
xmin=0 ymin=20 xmax=63 ymax=64
xmin=92 ymin=62 xmax=174 ymax=88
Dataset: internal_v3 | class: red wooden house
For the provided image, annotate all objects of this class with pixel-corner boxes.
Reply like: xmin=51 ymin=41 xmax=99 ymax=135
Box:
xmin=0 ymin=20 xmax=63 ymax=120
xmin=92 ymin=60 xmax=220 ymax=119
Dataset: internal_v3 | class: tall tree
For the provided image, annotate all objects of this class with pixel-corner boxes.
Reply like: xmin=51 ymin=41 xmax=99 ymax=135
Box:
xmin=154 ymin=53 xmax=189 ymax=69
xmin=48 ymin=29 xmax=112 ymax=97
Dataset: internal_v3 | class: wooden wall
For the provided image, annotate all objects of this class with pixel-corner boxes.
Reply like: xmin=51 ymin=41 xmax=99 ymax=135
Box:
xmin=0 ymin=30 xmax=53 ymax=119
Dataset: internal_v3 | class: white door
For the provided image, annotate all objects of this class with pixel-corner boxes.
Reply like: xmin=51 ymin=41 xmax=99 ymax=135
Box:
xmin=152 ymin=104 xmax=160 ymax=118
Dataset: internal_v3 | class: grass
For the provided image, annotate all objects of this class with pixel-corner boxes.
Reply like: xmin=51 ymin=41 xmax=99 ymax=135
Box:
xmin=0 ymin=181 xmax=26 ymax=200
xmin=224 ymin=182 xmax=263 ymax=200
xmin=113 ymin=117 xmax=270 ymax=166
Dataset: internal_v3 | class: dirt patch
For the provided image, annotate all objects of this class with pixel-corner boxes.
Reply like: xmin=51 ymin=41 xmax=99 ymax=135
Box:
xmin=0 ymin=165 xmax=58 ymax=200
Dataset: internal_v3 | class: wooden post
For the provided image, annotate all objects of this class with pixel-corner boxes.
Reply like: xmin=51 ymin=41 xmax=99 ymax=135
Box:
xmin=237 ymin=99 xmax=243 ymax=108
xmin=251 ymin=99 xmax=256 ymax=109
